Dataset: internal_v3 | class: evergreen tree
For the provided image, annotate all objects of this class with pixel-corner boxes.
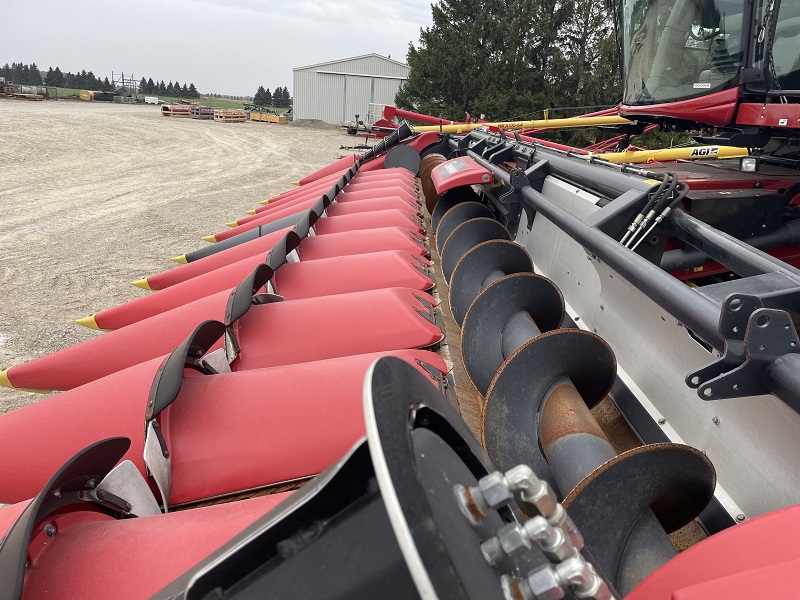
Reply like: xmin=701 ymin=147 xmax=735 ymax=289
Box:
xmin=174 ymin=81 xmax=181 ymax=96
xmin=188 ymin=83 xmax=198 ymax=98
xmin=86 ymin=71 xmax=97 ymax=89
xmin=158 ymin=80 xmax=166 ymax=94
xmin=45 ymin=67 xmax=55 ymax=85
xmin=167 ymin=81 xmax=174 ymax=95
xmin=146 ymin=77 xmax=155 ymax=93
xmin=253 ymin=86 xmax=265 ymax=106
xmin=139 ymin=77 xmax=147 ymax=93
xmin=181 ymin=83 xmax=189 ymax=96
xmin=29 ymin=62 xmax=41 ymax=84
xmin=263 ymin=87 xmax=272 ymax=106
xmin=51 ymin=67 xmax=65 ymax=87
xmin=103 ymin=76 xmax=111 ymax=92
xmin=396 ymin=0 xmax=618 ymax=125
xmin=396 ymin=0 xmax=567 ymax=120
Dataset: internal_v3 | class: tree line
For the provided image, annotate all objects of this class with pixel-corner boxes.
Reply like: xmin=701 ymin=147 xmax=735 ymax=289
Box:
xmin=138 ymin=77 xmax=200 ymax=99
xmin=2 ymin=62 xmax=205 ymax=99
xmin=396 ymin=0 xmax=620 ymax=146
xmin=3 ymin=63 xmax=112 ymax=90
xmin=2 ymin=62 xmax=46 ymax=85
xmin=253 ymin=86 xmax=291 ymax=108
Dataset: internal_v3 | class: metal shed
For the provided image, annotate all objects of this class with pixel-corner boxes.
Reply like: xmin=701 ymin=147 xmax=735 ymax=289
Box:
xmin=292 ymin=54 xmax=409 ymax=124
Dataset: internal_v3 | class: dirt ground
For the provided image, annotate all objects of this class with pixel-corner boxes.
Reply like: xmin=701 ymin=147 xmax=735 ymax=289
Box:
xmin=0 ymin=99 xmax=358 ymax=412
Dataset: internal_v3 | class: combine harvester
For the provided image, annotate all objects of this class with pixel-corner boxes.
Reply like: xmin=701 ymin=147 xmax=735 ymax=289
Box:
xmin=2 ymin=1 xmax=800 ymax=597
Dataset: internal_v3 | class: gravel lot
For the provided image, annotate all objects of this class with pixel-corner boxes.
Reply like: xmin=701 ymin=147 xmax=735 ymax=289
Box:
xmin=0 ymin=99 xmax=356 ymax=412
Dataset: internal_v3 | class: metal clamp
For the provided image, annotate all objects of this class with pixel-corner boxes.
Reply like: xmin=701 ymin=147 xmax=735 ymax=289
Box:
xmin=687 ymin=293 xmax=800 ymax=404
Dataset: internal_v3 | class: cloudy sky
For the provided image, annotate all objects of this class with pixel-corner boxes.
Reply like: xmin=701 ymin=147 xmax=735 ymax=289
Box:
xmin=3 ymin=0 xmax=434 ymax=96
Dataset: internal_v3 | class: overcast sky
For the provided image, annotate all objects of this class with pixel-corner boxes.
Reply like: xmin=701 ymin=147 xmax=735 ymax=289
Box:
xmin=2 ymin=0 xmax=433 ymax=96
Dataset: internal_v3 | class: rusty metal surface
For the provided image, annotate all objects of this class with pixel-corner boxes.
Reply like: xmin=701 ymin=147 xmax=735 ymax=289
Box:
xmin=174 ymin=476 xmax=312 ymax=510
xmin=420 ymin=153 xmax=446 ymax=213
xmin=423 ymin=191 xmax=486 ymax=440
xmin=563 ymin=443 xmax=716 ymax=593
xmin=563 ymin=443 xmax=716 ymax=533
xmin=540 ymin=383 xmax=610 ymax=455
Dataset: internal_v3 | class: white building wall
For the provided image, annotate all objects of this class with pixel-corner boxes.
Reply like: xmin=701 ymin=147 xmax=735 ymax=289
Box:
xmin=293 ymin=54 xmax=409 ymax=124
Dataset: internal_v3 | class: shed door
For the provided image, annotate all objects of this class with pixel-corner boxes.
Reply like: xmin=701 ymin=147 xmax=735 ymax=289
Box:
xmin=344 ymin=75 xmax=372 ymax=122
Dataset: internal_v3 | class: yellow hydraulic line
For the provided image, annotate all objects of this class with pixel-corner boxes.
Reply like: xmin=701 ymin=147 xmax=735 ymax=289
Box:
xmin=589 ymin=145 xmax=748 ymax=164
xmin=412 ymin=115 xmax=630 ymax=134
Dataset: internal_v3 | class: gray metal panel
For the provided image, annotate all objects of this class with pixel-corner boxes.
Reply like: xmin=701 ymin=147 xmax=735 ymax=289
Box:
xmin=515 ymin=175 xmax=800 ymax=522
xmin=345 ymin=75 xmax=372 ymax=121
xmin=293 ymin=70 xmax=345 ymax=123
xmin=374 ymin=78 xmax=405 ymax=107
xmin=292 ymin=54 xmax=409 ymax=124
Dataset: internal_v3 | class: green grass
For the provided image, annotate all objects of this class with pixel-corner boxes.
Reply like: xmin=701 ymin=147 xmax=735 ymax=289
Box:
xmin=51 ymin=87 xmax=84 ymax=98
xmin=49 ymin=87 xmax=287 ymax=112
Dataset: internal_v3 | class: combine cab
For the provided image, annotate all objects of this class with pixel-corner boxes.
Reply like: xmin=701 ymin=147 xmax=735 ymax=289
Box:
xmin=2 ymin=3 xmax=800 ymax=599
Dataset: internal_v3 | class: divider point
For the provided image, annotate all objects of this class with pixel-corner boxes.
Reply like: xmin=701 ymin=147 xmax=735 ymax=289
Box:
xmin=245 ymin=209 xmax=256 ymax=215
xmin=0 ymin=368 xmax=13 ymax=389
xmin=225 ymin=221 xmax=238 ymax=228
xmin=202 ymin=235 xmax=217 ymax=243
xmin=171 ymin=254 xmax=188 ymax=264
xmin=75 ymin=314 xmax=102 ymax=331
xmin=131 ymin=278 xmax=152 ymax=291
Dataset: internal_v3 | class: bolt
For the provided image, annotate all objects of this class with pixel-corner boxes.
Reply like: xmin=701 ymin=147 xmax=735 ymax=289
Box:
xmin=736 ymin=513 xmax=746 ymax=522
xmin=52 ymin=489 xmax=61 ymax=498
xmin=98 ymin=489 xmax=107 ymax=497
xmin=712 ymin=416 xmax=720 ymax=425
xmin=85 ymin=479 xmax=96 ymax=489
xmin=44 ymin=524 xmax=56 ymax=538
xmin=478 ymin=472 xmax=514 ymax=509
xmin=599 ymin=305 xmax=604 ymax=310
xmin=501 ymin=575 xmax=533 ymax=600
xmin=481 ymin=537 xmax=506 ymax=567
xmin=658 ymin=418 xmax=667 ymax=425
xmin=454 ymin=483 xmax=489 ymax=525
xmin=526 ymin=564 xmax=565 ymax=600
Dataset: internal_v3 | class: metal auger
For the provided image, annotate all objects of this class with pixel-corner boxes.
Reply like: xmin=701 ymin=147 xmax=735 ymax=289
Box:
xmin=476 ymin=307 xmax=715 ymax=594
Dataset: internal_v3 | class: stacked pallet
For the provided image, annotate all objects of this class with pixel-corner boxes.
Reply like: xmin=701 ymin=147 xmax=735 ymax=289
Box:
xmin=213 ymin=109 xmax=247 ymax=123
xmin=161 ymin=104 xmax=192 ymax=117
xmin=190 ymin=106 xmax=215 ymax=120
xmin=250 ymin=112 xmax=287 ymax=124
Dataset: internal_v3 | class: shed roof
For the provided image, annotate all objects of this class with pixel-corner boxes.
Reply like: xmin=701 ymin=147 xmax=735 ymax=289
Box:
xmin=293 ymin=53 xmax=409 ymax=72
